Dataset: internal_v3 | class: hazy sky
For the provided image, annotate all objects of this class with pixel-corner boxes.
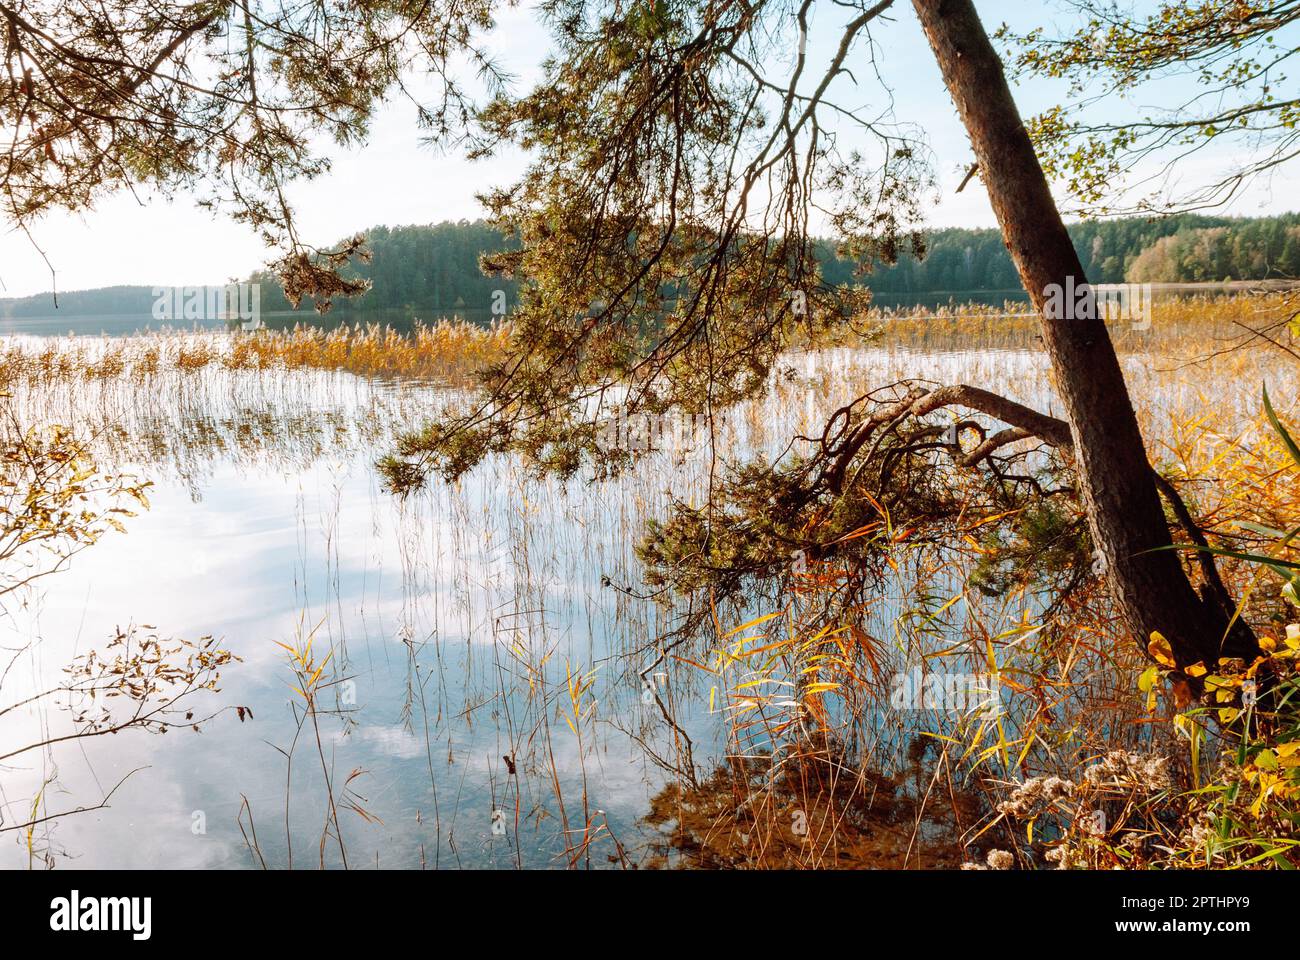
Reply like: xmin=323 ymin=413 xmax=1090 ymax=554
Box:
xmin=2 ymin=0 xmax=1297 ymax=301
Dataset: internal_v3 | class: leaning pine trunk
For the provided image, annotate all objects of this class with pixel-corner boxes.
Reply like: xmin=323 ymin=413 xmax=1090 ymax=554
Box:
xmin=911 ymin=0 xmax=1254 ymax=667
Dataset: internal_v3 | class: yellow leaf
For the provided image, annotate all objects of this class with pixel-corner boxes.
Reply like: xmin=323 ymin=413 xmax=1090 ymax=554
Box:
xmin=1148 ymin=632 xmax=1176 ymax=668
xmin=803 ymin=682 xmax=841 ymax=694
xmin=723 ymin=610 xmax=782 ymax=639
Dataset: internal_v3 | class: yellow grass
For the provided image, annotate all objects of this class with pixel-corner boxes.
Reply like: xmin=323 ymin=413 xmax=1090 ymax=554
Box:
xmin=0 ymin=319 xmax=514 ymax=386
xmin=2 ymin=291 xmax=1294 ymax=391
xmin=874 ymin=290 xmax=1298 ymax=352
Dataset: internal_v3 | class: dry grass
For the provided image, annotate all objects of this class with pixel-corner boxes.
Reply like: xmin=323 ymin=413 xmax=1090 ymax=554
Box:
xmin=1 ymin=291 xmax=1294 ymax=392
xmin=875 ymin=290 xmax=1298 ymax=354
xmin=0 ymin=319 xmax=514 ymax=387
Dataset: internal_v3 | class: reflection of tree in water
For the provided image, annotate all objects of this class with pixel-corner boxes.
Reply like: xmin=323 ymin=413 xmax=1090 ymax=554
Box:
xmin=642 ymin=735 xmax=982 ymax=869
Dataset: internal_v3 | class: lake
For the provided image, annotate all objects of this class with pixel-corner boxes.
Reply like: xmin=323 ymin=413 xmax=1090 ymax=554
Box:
xmin=1 ymin=300 xmax=1295 ymax=868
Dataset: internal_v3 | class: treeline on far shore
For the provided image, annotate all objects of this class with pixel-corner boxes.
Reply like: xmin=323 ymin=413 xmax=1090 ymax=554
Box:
xmin=5 ymin=212 xmax=1298 ymax=319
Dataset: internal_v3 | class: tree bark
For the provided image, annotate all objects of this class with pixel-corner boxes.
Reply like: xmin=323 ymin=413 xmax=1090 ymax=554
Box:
xmin=910 ymin=0 xmax=1257 ymax=666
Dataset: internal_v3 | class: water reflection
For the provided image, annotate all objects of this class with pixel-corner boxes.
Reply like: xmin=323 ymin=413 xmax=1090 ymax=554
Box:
xmin=1 ymin=324 xmax=1295 ymax=869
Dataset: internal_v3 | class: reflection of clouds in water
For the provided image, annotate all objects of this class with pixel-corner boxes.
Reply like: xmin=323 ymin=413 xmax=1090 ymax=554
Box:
xmin=3 ymin=704 xmax=253 ymax=869
xmin=52 ymin=769 xmax=239 ymax=870
xmin=340 ymin=723 xmax=425 ymax=760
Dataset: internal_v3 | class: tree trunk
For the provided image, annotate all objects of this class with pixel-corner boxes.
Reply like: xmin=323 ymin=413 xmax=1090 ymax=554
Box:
xmin=910 ymin=0 xmax=1257 ymax=666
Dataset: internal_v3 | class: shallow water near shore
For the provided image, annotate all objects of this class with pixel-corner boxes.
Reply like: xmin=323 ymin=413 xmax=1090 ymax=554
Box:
xmin=2 ymin=308 xmax=1296 ymax=869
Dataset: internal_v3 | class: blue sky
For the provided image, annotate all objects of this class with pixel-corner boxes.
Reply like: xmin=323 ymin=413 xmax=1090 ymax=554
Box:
xmin=2 ymin=0 xmax=1296 ymax=300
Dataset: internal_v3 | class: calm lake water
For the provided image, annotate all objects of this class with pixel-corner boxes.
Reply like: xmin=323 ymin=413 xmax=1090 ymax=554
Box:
xmin=1 ymin=309 xmax=1295 ymax=869
xmin=5 ymin=281 xmax=1292 ymax=338
xmin=2 ymin=367 xmax=684 ymax=867
xmin=0 ymin=291 xmax=1032 ymax=337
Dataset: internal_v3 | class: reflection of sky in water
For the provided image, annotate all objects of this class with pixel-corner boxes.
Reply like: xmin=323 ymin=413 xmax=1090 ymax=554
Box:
xmin=3 ymin=337 xmax=1295 ymax=868
xmin=2 ymin=369 xmax=715 ymax=869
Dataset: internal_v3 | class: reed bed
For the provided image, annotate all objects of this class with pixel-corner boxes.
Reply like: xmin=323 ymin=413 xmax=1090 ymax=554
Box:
xmin=872 ymin=290 xmax=1298 ymax=353
xmin=0 ymin=319 xmax=514 ymax=387
xmin=0 ymin=291 xmax=1294 ymax=392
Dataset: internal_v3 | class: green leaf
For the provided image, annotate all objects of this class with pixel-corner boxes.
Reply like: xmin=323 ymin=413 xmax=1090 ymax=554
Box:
xmin=1236 ymin=520 xmax=1291 ymax=539
xmin=1263 ymin=384 xmax=1300 ymax=469
xmin=1150 ymin=541 xmax=1300 ymax=575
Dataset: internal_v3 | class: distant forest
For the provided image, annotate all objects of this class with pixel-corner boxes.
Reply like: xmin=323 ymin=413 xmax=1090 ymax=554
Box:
xmin=4 ymin=213 xmax=1299 ymax=319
